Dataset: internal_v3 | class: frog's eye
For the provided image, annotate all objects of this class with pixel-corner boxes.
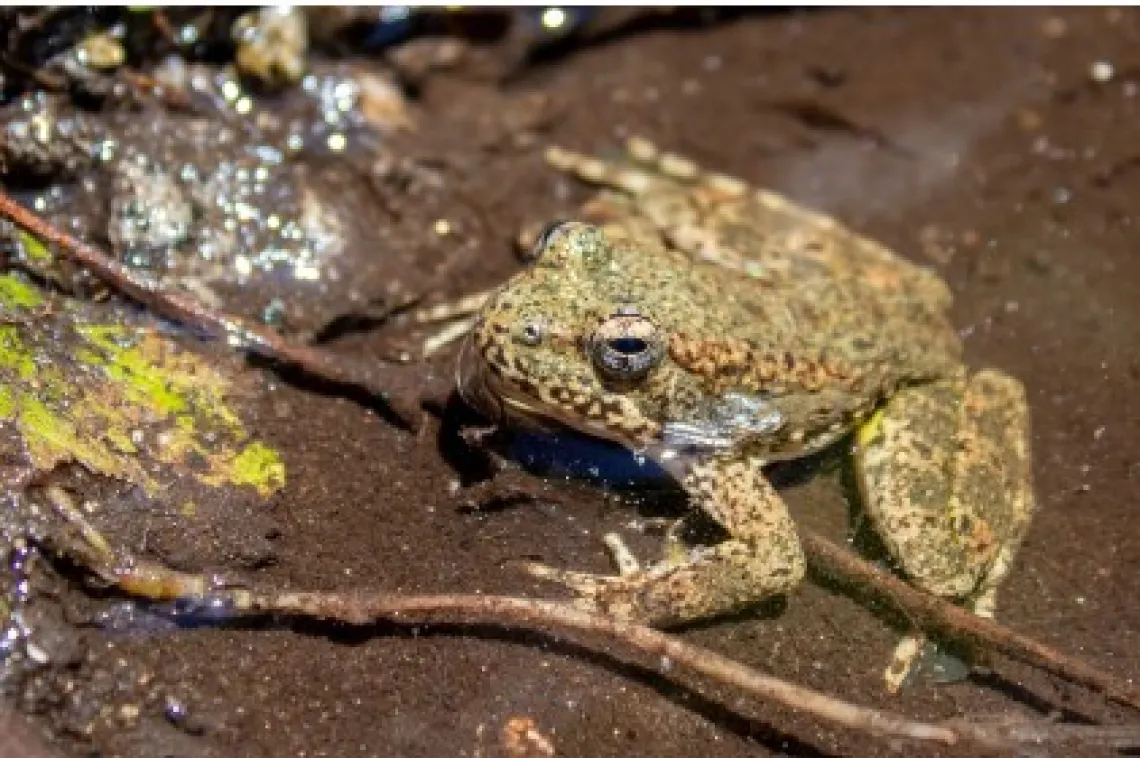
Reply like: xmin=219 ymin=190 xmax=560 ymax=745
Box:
xmin=527 ymin=219 xmax=575 ymax=262
xmin=588 ymin=313 xmax=663 ymax=383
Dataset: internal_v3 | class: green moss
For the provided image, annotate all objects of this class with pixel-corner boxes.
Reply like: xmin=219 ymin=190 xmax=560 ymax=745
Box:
xmin=77 ymin=325 xmax=188 ymax=415
xmin=16 ymin=232 xmax=54 ymax=266
xmin=0 ymin=280 xmax=286 ymax=498
xmin=104 ymin=428 xmax=138 ymax=454
xmin=0 ymin=327 xmax=35 ymax=380
xmin=0 ymin=273 xmax=45 ymax=311
xmin=230 ymin=442 xmax=286 ymax=496
xmin=19 ymin=395 xmax=141 ymax=481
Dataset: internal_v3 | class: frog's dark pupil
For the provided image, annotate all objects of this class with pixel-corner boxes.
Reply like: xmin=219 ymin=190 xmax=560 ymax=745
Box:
xmin=609 ymin=337 xmax=648 ymax=355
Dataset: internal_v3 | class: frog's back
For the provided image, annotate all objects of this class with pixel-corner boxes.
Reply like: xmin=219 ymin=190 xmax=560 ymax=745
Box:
xmin=721 ymin=254 xmax=960 ymax=382
xmin=610 ymin=182 xmax=963 ymax=388
xmin=580 ymin=151 xmax=961 ymax=375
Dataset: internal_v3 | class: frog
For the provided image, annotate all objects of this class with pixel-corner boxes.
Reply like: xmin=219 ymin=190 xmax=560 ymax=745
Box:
xmin=455 ymin=137 xmax=1035 ymax=689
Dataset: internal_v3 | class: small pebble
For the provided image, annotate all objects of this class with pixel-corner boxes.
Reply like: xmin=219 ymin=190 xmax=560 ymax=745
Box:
xmin=1089 ymin=61 xmax=1114 ymax=83
xmin=1040 ymin=16 xmax=1067 ymax=39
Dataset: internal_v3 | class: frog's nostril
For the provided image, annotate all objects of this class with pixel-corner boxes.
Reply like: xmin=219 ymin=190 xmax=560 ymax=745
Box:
xmin=519 ymin=321 xmax=546 ymax=346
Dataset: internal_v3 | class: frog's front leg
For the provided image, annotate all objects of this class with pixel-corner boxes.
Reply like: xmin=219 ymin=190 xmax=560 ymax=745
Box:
xmin=854 ymin=369 xmax=1035 ymax=690
xmin=523 ymin=453 xmax=806 ymax=625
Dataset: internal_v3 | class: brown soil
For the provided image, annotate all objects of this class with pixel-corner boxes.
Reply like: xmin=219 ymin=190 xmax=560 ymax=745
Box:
xmin=16 ymin=7 xmax=1140 ymax=757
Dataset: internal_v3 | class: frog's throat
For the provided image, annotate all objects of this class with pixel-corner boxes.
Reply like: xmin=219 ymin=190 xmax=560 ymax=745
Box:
xmin=456 ymin=337 xmax=658 ymax=448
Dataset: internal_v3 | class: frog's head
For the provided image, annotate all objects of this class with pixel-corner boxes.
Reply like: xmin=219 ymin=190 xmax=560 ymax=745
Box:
xmin=458 ymin=221 xmax=666 ymax=446
xmin=457 ymin=221 xmax=784 ymax=452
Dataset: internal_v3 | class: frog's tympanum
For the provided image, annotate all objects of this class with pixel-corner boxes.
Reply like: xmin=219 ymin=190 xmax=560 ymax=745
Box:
xmin=457 ymin=138 xmax=1035 ymax=687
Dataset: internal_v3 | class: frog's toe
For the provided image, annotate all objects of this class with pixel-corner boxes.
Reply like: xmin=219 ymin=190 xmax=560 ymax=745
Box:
xmin=518 ymin=560 xmax=592 ymax=588
xmin=884 ymin=632 xmax=927 ymax=693
xmin=601 ymin=532 xmax=643 ymax=575
xmin=884 ymin=633 xmax=973 ymax=693
xmin=545 ymin=145 xmax=656 ymax=197
xmin=518 ymin=561 xmax=647 ymax=620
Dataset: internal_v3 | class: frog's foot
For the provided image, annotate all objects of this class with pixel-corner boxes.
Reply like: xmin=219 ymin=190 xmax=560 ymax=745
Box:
xmin=544 ymin=139 xmax=748 ymax=266
xmin=519 ymin=532 xmax=649 ymax=618
xmin=854 ymin=369 xmax=1035 ymax=692
xmin=522 ymin=455 xmax=806 ymax=625
xmin=411 ymin=289 xmax=496 ymax=357
xmin=520 ymin=560 xmax=654 ymax=621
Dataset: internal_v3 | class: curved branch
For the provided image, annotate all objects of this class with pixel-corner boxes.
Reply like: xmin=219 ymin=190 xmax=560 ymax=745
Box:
xmin=37 ymin=485 xmax=1140 ymax=753
xmin=243 ymin=588 xmax=1140 ymax=752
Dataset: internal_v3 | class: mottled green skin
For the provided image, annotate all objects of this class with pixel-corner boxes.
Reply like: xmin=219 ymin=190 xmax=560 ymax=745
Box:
xmin=458 ymin=140 xmax=1035 ymax=677
xmin=464 ymin=208 xmax=962 ymax=460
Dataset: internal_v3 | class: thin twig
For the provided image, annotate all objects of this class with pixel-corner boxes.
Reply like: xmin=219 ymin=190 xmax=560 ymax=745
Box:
xmin=240 ymin=587 xmax=1140 ymax=752
xmin=462 ymin=457 xmax=1140 ymax=714
xmin=254 ymin=590 xmax=965 ymax=745
xmin=36 ymin=481 xmax=1140 ymax=752
xmin=802 ymin=533 xmax=1140 ymax=713
xmin=0 ymin=190 xmax=423 ymax=429
xmin=31 ymin=487 xmax=954 ymax=748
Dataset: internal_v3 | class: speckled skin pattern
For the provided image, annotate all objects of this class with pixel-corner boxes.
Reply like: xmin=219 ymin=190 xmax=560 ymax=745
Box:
xmin=458 ymin=138 xmax=1035 ymax=643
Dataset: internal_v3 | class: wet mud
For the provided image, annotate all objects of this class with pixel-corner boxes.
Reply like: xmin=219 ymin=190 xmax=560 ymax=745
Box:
xmin=5 ymin=7 xmax=1140 ymax=757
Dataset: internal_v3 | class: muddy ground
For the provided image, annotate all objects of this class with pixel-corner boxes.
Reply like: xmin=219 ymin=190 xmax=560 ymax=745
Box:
xmin=8 ymin=7 xmax=1140 ymax=757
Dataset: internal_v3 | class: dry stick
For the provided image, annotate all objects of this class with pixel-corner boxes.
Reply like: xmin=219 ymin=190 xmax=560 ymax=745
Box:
xmin=802 ymin=533 xmax=1140 ymax=713
xmin=35 ymin=490 xmax=1140 ymax=754
xmin=38 ymin=485 xmax=1140 ymax=751
xmin=250 ymin=590 xmax=956 ymax=748
xmin=244 ymin=588 xmax=1140 ymax=752
xmin=32 ymin=488 xmax=969 ymax=749
xmin=0 ymin=190 xmax=423 ymax=429
xmin=472 ymin=463 xmax=1140 ymax=714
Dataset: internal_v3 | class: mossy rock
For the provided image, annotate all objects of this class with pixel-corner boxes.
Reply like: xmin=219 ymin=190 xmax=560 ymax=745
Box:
xmin=0 ymin=271 xmax=284 ymax=497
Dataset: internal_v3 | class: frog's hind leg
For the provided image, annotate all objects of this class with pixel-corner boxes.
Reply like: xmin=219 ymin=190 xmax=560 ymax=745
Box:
xmin=547 ymin=140 xmax=751 ymax=269
xmin=853 ymin=369 xmax=1035 ymax=691
xmin=546 ymin=138 xmax=751 ymax=201
xmin=522 ymin=454 xmax=807 ymax=625
xmin=545 ymin=144 xmax=663 ymax=197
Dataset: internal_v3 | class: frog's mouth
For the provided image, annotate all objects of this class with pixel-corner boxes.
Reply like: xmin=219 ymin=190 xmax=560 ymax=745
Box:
xmin=456 ymin=334 xmax=541 ymax=431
